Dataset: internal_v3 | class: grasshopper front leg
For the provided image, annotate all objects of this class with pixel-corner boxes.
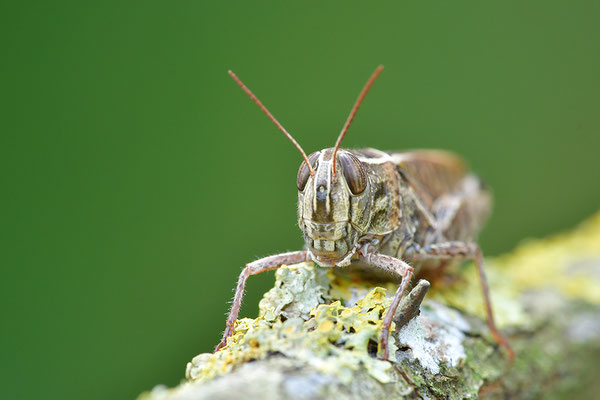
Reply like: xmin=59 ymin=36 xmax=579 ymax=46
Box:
xmin=359 ymin=252 xmax=414 ymax=360
xmin=215 ymin=250 xmax=309 ymax=352
xmin=406 ymin=242 xmax=514 ymax=360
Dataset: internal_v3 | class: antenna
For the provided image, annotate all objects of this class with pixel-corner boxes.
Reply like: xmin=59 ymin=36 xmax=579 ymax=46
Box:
xmin=332 ymin=65 xmax=384 ymax=175
xmin=228 ymin=70 xmax=315 ymax=176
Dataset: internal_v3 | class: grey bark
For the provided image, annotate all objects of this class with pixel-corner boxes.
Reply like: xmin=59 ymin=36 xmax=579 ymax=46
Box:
xmin=139 ymin=217 xmax=600 ymax=400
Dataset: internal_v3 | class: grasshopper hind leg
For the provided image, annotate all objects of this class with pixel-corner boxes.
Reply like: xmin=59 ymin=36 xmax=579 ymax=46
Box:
xmin=406 ymin=242 xmax=514 ymax=361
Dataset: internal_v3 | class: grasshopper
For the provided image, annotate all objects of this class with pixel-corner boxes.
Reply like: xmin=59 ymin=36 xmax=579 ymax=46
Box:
xmin=216 ymin=66 xmax=513 ymax=360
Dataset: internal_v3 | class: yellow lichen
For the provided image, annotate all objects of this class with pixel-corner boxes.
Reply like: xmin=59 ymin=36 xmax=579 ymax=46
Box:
xmin=503 ymin=211 xmax=600 ymax=303
xmin=187 ymin=212 xmax=600 ymax=386
xmin=186 ymin=266 xmax=398 ymax=384
xmin=432 ymin=211 xmax=600 ymax=327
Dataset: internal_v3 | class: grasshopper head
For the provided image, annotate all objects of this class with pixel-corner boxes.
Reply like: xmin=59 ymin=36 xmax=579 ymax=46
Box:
xmin=297 ymin=148 xmax=373 ymax=265
xmin=228 ymin=66 xmax=384 ymax=265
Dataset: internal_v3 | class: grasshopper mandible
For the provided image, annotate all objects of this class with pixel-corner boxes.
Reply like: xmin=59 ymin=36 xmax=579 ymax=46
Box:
xmin=216 ymin=66 xmax=513 ymax=360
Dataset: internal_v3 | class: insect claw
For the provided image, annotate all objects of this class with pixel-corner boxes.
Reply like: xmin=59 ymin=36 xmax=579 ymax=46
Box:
xmin=214 ymin=338 xmax=227 ymax=353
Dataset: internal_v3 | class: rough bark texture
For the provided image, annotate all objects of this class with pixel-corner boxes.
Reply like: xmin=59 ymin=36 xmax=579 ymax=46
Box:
xmin=140 ymin=213 xmax=600 ymax=400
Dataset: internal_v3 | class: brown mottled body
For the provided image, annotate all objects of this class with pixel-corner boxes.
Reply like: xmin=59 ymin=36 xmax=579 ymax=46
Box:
xmin=349 ymin=148 xmax=492 ymax=275
xmin=217 ymin=67 xmax=513 ymax=361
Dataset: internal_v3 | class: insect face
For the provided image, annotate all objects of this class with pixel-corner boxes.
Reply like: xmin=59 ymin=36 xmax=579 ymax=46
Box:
xmin=297 ymin=148 xmax=373 ymax=265
xmin=227 ymin=67 xmax=384 ymax=266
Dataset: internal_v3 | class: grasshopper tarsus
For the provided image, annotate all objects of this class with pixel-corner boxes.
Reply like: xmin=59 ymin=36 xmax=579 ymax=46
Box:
xmin=217 ymin=66 xmax=513 ymax=362
xmin=215 ymin=251 xmax=308 ymax=353
xmin=407 ymin=241 xmax=515 ymax=360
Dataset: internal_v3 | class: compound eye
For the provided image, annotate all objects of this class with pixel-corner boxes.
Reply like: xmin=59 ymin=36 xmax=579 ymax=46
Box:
xmin=339 ymin=152 xmax=367 ymax=195
xmin=296 ymin=152 xmax=320 ymax=191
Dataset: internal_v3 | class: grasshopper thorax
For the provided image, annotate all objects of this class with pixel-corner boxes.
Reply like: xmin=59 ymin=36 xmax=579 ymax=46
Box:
xmin=297 ymin=148 xmax=373 ymax=265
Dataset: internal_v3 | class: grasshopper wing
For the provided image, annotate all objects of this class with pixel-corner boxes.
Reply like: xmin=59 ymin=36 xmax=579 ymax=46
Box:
xmin=354 ymin=148 xmax=468 ymax=207
xmin=390 ymin=150 xmax=468 ymax=203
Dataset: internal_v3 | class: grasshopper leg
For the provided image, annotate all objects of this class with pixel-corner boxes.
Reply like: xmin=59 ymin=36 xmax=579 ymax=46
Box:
xmin=215 ymin=250 xmax=308 ymax=352
xmin=359 ymin=252 xmax=414 ymax=360
xmin=407 ymin=242 xmax=515 ymax=360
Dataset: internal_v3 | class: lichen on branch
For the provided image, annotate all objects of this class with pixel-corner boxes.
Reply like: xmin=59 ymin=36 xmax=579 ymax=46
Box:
xmin=140 ymin=212 xmax=600 ymax=400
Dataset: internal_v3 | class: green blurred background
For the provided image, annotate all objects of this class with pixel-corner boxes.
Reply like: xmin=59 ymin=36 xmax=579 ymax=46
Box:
xmin=1 ymin=1 xmax=599 ymax=399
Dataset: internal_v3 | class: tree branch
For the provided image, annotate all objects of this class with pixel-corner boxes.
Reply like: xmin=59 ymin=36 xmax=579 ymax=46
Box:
xmin=140 ymin=212 xmax=600 ymax=400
